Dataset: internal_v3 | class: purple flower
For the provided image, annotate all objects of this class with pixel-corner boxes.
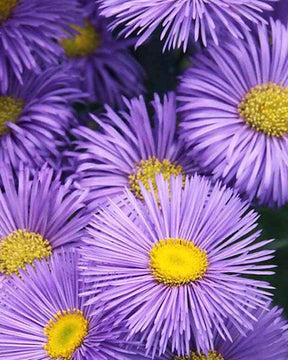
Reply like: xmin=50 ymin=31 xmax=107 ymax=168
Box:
xmin=161 ymin=305 xmax=288 ymax=360
xmin=60 ymin=2 xmax=145 ymax=108
xmin=0 ymin=249 xmax=148 ymax=359
xmin=178 ymin=19 xmax=288 ymax=207
xmin=0 ymin=67 xmax=82 ymax=170
xmin=69 ymin=93 xmax=197 ymax=209
xmin=0 ymin=162 xmax=89 ymax=278
xmin=98 ymin=0 xmax=274 ymax=51
xmin=80 ymin=174 xmax=275 ymax=356
xmin=0 ymin=0 xmax=80 ymax=91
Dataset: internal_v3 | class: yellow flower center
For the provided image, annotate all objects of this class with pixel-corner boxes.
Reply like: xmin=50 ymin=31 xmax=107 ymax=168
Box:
xmin=0 ymin=96 xmax=23 ymax=136
xmin=44 ymin=309 xmax=89 ymax=360
xmin=0 ymin=230 xmax=52 ymax=276
xmin=128 ymin=157 xmax=184 ymax=199
xmin=149 ymin=238 xmax=208 ymax=286
xmin=61 ymin=21 xmax=101 ymax=58
xmin=0 ymin=0 xmax=18 ymax=23
xmin=174 ymin=351 xmax=224 ymax=360
xmin=238 ymin=83 xmax=288 ymax=136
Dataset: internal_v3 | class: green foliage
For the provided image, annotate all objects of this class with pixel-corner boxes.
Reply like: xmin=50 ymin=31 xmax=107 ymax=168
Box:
xmin=258 ymin=206 xmax=288 ymax=315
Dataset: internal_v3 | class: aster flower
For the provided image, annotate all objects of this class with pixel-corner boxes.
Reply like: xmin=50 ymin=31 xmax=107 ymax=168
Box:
xmin=0 ymin=162 xmax=89 ymax=278
xmin=80 ymin=174 xmax=275 ymax=356
xmin=60 ymin=2 xmax=145 ymax=107
xmin=161 ymin=305 xmax=288 ymax=360
xmin=0 ymin=0 xmax=80 ymax=91
xmin=69 ymin=92 xmax=196 ymax=209
xmin=0 ymin=249 xmax=149 ymax=360
xmin=178 ymin=19 xmax=288 ymax=207
xmin=0 ymin=67 xmax=82 ymax=169
xmin=98 ymin=0 xmax=274 ymax=51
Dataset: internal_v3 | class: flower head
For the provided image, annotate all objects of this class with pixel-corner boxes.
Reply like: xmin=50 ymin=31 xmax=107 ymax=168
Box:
xmin=61 ymin=2 xmax=145 ymax=107
xmin=98 ymin=0 xmax=274 ymax=51
xmin=0 ymin=162 xmax=89 ymax=278
xmin=0 ymin=249 xmax=147 ymax=359
xmin=0 ymin=67 xmax=82 ymax=170
xmin=69 ymin=93 xmax=196 ymax=209
xmin=162 ymin=305 xmax=288 ymax=360
xmin=81 ymin=174 xmax=274 ymax=356
xmin=0 ymin=0 xmax=80 ymax=91
xmin=178 ymin=19 xmax=288 ymax=207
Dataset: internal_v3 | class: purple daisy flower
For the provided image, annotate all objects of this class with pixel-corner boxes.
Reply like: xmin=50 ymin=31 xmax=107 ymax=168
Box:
xmin=161 ymin=305 xmax=288 ymax=360
xmin=178 ymin=19 xmax=288 ymax=207
xmin=69 ymin=92 xmax=197 ymax=209
xmin=70 ymin=92 xmax=198 ymax=207
xmin=0 ymin=67 xmax=82 ymax=170
xmin=60 ymin=1 xmax=145 ymax=108
xmin=0 ymin=162 xmax=89 ymax=278
xmin=80 ymin=174 xmax=275 ymax=356
xmin=98 ymin=0 xmax=274 ymax=51
xmin=0 ymin=0 xmax=80 ymax=92
xmin=0 ymin=249 xmax=149 ymax=360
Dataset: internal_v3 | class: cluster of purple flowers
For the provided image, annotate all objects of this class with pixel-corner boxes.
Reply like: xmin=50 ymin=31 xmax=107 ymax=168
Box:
xmin=0 ymin=1 xmax=287 ymax=360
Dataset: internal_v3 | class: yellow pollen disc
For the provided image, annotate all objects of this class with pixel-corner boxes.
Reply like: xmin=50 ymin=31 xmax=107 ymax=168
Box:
xmin=0 ymin=0 xmax=18 ymax=23
xmin=61 ymin=21 xmax=101 ymax=57
xmin=44 ymin=309 xmax=89 ymax=360
xmin=174 ymin=350 xmax=224 ymax=360
xmin=149 ymin=238 xmax=208 ymax=286
xmin=238 ymin=83 xmax=288 ymax=137
xmin=0 ymin=230 xmax=52 ymax=276
xmin=128 ymin=157 xmax=184 ymax=199
xmin=0 ymin=96 xmax=23 ymax=136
